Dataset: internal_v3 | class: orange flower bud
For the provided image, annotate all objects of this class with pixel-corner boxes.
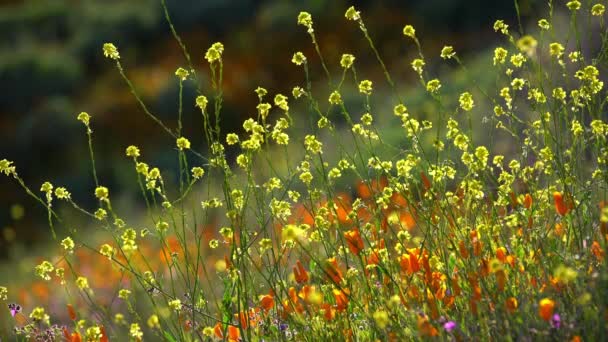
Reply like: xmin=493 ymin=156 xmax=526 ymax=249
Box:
xmin=523 ymin=193 xmax=533 ymax=209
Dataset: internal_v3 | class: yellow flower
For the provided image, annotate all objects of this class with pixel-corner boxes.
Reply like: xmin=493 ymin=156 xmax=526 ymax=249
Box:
xmin=130 ymin=323 xmax=143 ymax=339
xmin=493 ymin=47 xmax=508 ymax=65
xmin=329 ymin=90 xmax=342 ymax=105
xmin=125 ymin=145 xmax=140 ymax=158
xmin=538 ymin=19 xmax=550 ymax=30
xmin=176 ymin=137 xmax=191 ymax=150
xmin=549 ymin=42 xmax=564 ymax=58
xmin=592 ymin=4 xmax=605 ymax=16
xmin=297 ymin=12 xmax=313 ymax=28
xmin=191 ymin=166 xmax=205 ymax=179
xmin=119 ymin=289 xmax=131 ymax=300
xmin=440 ymin=46 xmax=456 ymax=59
xmin=292 ymin=51 xmax=306 ymax=65
xmin=340 ymin=54 xmax=355 ymax=68
xmin=426 ymin=79 xmax=441 ymax=93
xmin=169 ymin=299 xmax=182 ymax=312
xmin=403 ymin=25 xmax=416 ymax=38
xmin=566 ymin=1 xmax=581 ymax=11
xmin=76 ymin=276 xmax=89 ymax=290
xmin=411 ymin=58 xmax=425 ymax=74
xmin=358 ymin=80 xmax=373 ymax=95
xmin=102 ymin=43 xmax=120 ymax=60
xmin=61 ymin=237 xmax=75 ymax=253
xmin=85 ymin=326 xmax=102 ymax=341
xmin=205 ymin=42 xmax=224 ymax=63
xmin=175 ymin=67 xmax=189 ymax=81
xmin=147 ymin=314 xmax=160 ymax=329
xmin=99 ymin=243 xmax=114 ymax=259
xmin=30 ymin=307 xmax=49 ymax=323
xmin=345 ymin=6 xmax=360 ymax=21
xmin=516 ymin=35 xmax=537 ymax=56
xmin=373 ymin=309 xmax=390 ymax=329
xmin=459 ymin=92 xmax=474 ymax=111
xmin=95 ymin=186 xmax=109 ymax=201
xmin=493 ymin=20 xmax=509 ymax=34
xmin=195 ymin=95 xmax=208 ymax=111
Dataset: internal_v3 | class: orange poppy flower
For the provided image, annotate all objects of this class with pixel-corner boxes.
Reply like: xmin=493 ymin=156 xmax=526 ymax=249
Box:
xmin=496 ymin=247 xmax=507 ymax=262
xmin=591 ymin=241 xmax=604 ymax=260
xmin=506 ymin=297 xmax=518 ymax=313
xmin=417 ymin=314 xmax=439 ymax=336
xmin=333 ymin=288 xmax=350 ymax=311
xmin=260 ymin=294 xmax=275 ymax=311
xmin=553 ymin=192 xmax=569 ymax=216
xmin=421 ymin=171 xmax=431 ymax=191
xmin=344 ymin=228 xmax=364 ymax=255
xmin=228 ymin=325 xmax=240 ymax=342
xmin=523 ymin=193 xmax=533 ymax=209
xmin=293 ymin=260 xmax=309 ymax=284
xmin=539 ymin=298 xmax=555 ymax=321
xmin=325 ymin=257 xmax=343 ymax=284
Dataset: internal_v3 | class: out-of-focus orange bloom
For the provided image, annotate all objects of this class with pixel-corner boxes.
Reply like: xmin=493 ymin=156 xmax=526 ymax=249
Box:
xmin=100 ymin=326 xmax=109 ymax=342
xmin=325 ymin=257 xmax=343 ymax=284
xmin=291 ymin=203 xmax=315 ymax=226
xmin=31 ymin=281 xmax=49 ymax=303
xmin=505 ymin=255 xmax=516 ymax=268
xmin=333 ymin=288 xmax=350 ymax=311
xmin=298 ymin=285 xmax=320 ymax=304
xmin=470 ymin=298 xmax=478 ymax=315
xmin=470 ymin=230 xmax=483 ymax=256
xmin=282 ymin=286 xmax=304 ymax=315
xmin=333 ymin=194 xmax=352 ymax=224
xmin=237 ymin=308 xmax=260 ymax=329
xmin=293 ymin=260 xmax=309 ymax=284
xmin=539 ymin=298 xmax=555 ymax=321
xmin=451 ymin=276 xmax=461 ymax=296
xmin=523 ymin=193 xmax=533 ymax=209
xmin=214 ymin=323 xmax=223 ymax=339
xmin=417 ymin=314 xmax=438 ymax=336
xmin=400 ymin=211 xmax=416 ymax=230
xmin=344 ymin=228 xmax=364 ymax=255
xmin=390 ymin=192 xmax=408 ymax=208
xmin=496 ymin=247 xmax=507 ymax=262
xmin=356 ymin=177 xmax=387 ymax=199
xmin=555 ymin=223 xmax=565 ymax=237
xmin=63 ymin=328 xmax=82 ymax=342
xmin=496 ymin=270 xmax=506 ymax=291
xmin=506 ymin=297 xmax=518 ymax=313
xmin=509 ymin=191 xmax=518 ymax=208
xmin=228 ymin=325 xmax=240 ymax=342
xmin=408 ymin=250 xmax=420 ymax=273
xmin=459 ymin=240 xmax=469 ymax=259
xmin=260 ymin=294 xmax=275 ymax=311
xmin=553 ymin=192 xmax=569 ymax=216
xmin=67 ymin=304 xmax=77 ymax=321
xmin=591 ymin=241 xmax=604 ymax=260
xmin=320 ymin=303 xmax=335 ymax=321
xmin=421 ymin=171 xmax=431 ymax=191
xmin=570 ymin=336 xmax=582 ymax=342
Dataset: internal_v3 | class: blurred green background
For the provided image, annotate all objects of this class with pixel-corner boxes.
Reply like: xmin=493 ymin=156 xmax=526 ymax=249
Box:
xmin=0 ymin=0 xmax=545 ymax=256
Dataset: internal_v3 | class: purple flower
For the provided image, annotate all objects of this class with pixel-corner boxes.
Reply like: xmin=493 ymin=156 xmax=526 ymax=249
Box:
xmin=552 ymin=313 xmax=561 ymax=328
xmin=443 ymin=321 xmax=457 ymax=332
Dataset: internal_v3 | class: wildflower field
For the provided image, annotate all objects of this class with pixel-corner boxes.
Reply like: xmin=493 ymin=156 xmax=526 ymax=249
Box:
xmin=2 ymin=1 xmax=608 ymax=340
